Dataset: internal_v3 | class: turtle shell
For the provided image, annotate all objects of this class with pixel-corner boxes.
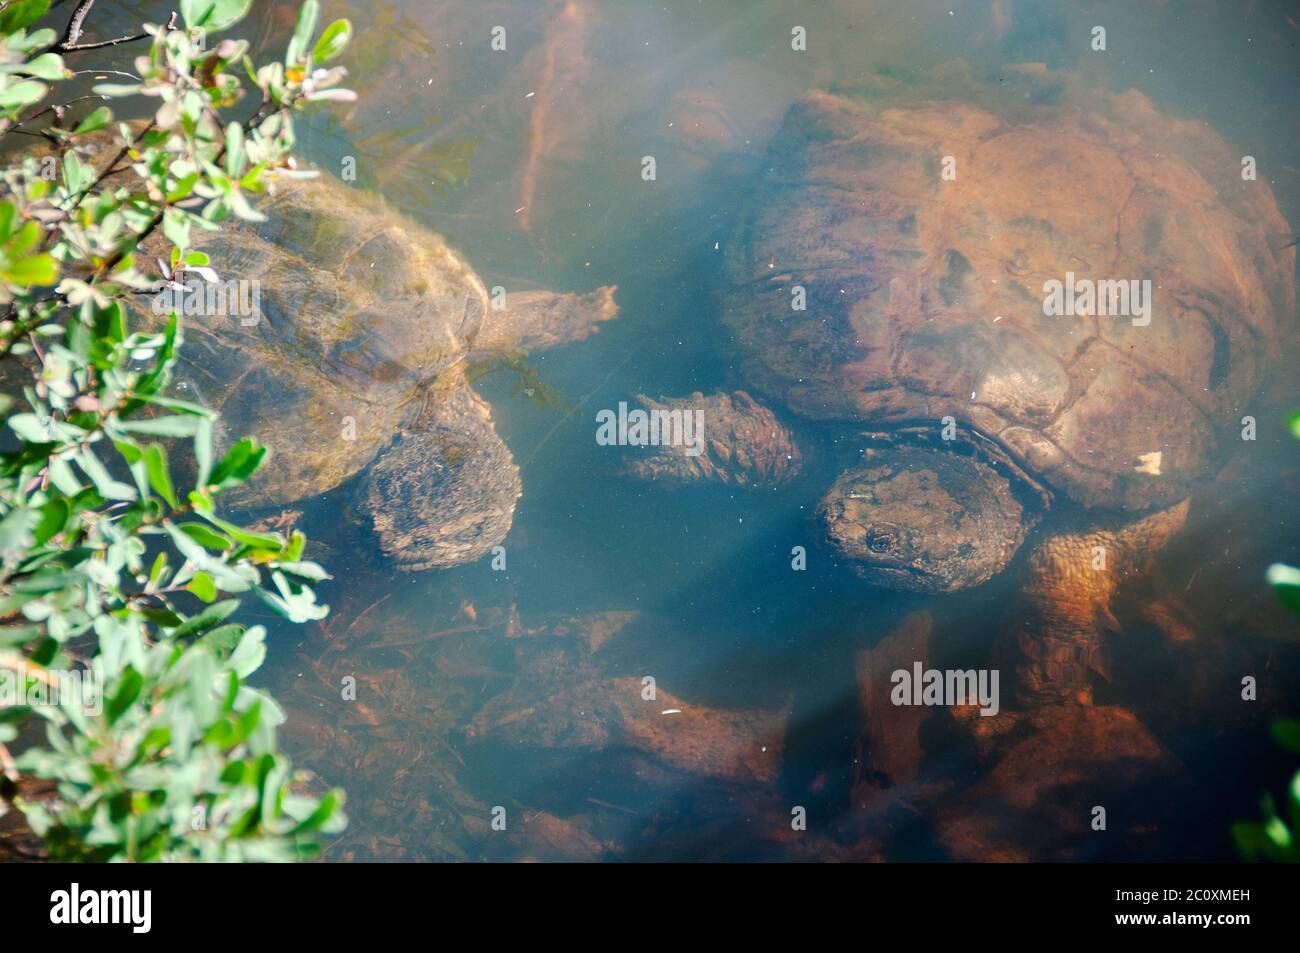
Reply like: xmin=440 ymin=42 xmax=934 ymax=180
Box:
xmin=723 ymin=87 xmax=1295 ymax=509
xmin=177 ymin=173 xmax=489 ymax=504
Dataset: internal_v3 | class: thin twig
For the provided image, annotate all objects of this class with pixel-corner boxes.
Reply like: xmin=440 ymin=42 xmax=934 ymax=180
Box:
xmin=54 ymin=9 xmax=174 ymax=55
xmin=61 ymin=32 xmax=149 ymax=52
xmin=69 ymin=69 xmax=139 ymax=79
xmin=2 ymin=95 xmax=107 ymax=138
xmin=57 ymin=0 xmax=97 ymax=50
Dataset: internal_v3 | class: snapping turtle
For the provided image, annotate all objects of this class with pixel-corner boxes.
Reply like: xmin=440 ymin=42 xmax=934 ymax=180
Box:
xmin=649 ymin=83 xmax=1295 ymax=702
xmin=169 ymin=173 xmax=617 ymax=569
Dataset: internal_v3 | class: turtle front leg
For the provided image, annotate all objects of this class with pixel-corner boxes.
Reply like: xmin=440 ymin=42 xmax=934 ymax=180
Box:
xmin=467 ymin=286 xmax=617 ymax=358
xmin=1008 ymin=499 xmax=1190 ymax=706
xmin=620 ymin=391 xmax=802 ymax=488
xmin=357 ymin=376 xmax=522 ymax=571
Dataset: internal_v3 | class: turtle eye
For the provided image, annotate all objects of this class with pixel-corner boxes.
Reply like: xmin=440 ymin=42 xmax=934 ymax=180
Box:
xmin=866 ymin=527 xmax=897 ymax=554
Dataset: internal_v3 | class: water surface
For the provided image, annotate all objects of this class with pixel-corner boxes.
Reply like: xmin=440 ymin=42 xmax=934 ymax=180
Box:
xmin=196 ymin=0 xmax=1300 ymax=860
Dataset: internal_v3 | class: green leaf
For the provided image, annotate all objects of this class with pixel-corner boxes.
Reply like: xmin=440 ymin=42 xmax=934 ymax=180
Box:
xmin=274 ymin=560 xmax=330 ymax=582
xmin=188 ymin=571 xmax=217 ymax=603
xmin=117 ymin=416 xmax=202 ymax=438
xmin=224 ymin=120 xmax=245 ymax=177
xmin=8 ymin=412 xmax=54 ymax=443
xmin=178 ymin=522 xmax=231 ymax=550
xmin=169 ymin=599 xmax=239 ymax=640
xmin=0 ymin=0 xmax=51 ymax=34
xmin=32 ymin=498 xmax=70 ymax=545
xmin=0 ymin=508 xmax=37 ymax=562
xmin=226 ymin=190 xmax=263 ymax=222
xmin=199 ymin=623 xmax=244 ymax=654
xmin=286 ymin=0 xmax=320 ymax=65
xmin=139 ymin=606 xmax=184 ymax=628
xmin=290 ymin=789 xmax=343 ymax=834
xmin=18 ymin=54 xmax=67 ymax=82
xmin=46 ymin=457 xmax=81 ymax=495
xmin=312 ymin=19 xmax=352 ymax=63
xmin=181 ymin=0 xmax=251 ymax=32
xmin=230 ymin=625 xmax=266 ymax=677
xmin=143 ymin=444 xmax=177 ymax=507
xmin=179 ymin=0 xmax=212 ymax=29
xmin=148 ymin=551 xmax=169 ymax=588
xmin=6 ymin=219 xmax=42 ymax=257
xmin=114 ymin=439 xmax=143 ymax=465
xmin=90 ymin=82 xmax=141 ymax=97
xmin=107 ymin=668 xmax=144 ymax=724
xmin=1267 ymin=563 xmax=1300 ymax=614
xmin=257 ymin=570 xmax=328 ymax=623
xmin=61 ymin=149 xmax=86 ymax=194
xmin=1287 ymin=410 xmax=1300 ymax=440
xmin=2 ymin=253 xmax=59 ymax=286
xmin=162 ymin=208 xmax=191 ymax=252
xmin=143 ymin=395 xmax=210 ymax=416
xmin=281 ymin=530 xmax=306 ymax=563
xmin=197 ymin=511 xmax=282 ymax=551
xmin=206 ymin=436 xmax=265 ymax=490
xmin=0 ymin=79 xmax=46 ymax=111
xmin=194 ymin=416 xmax=214 ymax=489
xmin=73 ymin=106 xmax=112 ymax=136
xmin=75 ymin=448 xmax=136 ymax=501
xmin=1272 ymin=719 xmax=1300 ymax=755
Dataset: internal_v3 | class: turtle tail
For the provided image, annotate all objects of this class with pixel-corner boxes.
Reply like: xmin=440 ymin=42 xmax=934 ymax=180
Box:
xmin=1007 ymin=499 xmax=1190 ymax=706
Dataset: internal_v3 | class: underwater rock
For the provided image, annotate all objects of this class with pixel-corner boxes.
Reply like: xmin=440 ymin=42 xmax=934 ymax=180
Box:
xmin=852 ymin=611 xmax=935 ymax=804
xmin=461 ymin=607 xmax=787 ymax=784
xmin=935 ymin=704 xmax=1177 ymax=862
xmin=466 ymin=675 xmax=786 ymax=785
xmin=488 ymin=809 xmax=608 ymax=863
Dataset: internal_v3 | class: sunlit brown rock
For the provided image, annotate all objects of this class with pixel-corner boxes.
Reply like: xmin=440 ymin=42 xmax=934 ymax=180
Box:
xmin=936 ymin=704 xmax=1177 ymax=861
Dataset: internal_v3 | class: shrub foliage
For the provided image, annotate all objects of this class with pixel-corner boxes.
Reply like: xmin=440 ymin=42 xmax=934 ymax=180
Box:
xmin=0 ymin=0 xmax=350 ymax=861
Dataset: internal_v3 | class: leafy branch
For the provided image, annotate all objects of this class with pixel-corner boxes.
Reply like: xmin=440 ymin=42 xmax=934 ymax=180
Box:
xmin=0 ymin=0 xmax=354 ymax=861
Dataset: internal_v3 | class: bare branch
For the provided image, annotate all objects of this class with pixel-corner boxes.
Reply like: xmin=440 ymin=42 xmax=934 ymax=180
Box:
xmin=60 ymin=31 xmax=150 ymax=53
xmin=58 ymin=0 xmax=96 ymax=50
xmin=55 ymin=4 xmax=174 ymax=54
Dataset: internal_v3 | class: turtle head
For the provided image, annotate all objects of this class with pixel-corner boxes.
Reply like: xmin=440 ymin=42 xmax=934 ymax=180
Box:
xmin=818 ymin=440 xmax=1034 ymax=592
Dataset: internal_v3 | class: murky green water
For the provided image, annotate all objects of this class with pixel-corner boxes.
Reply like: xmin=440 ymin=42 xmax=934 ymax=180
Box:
xmin=104 ymin=0 xmax=1300 ymax=860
